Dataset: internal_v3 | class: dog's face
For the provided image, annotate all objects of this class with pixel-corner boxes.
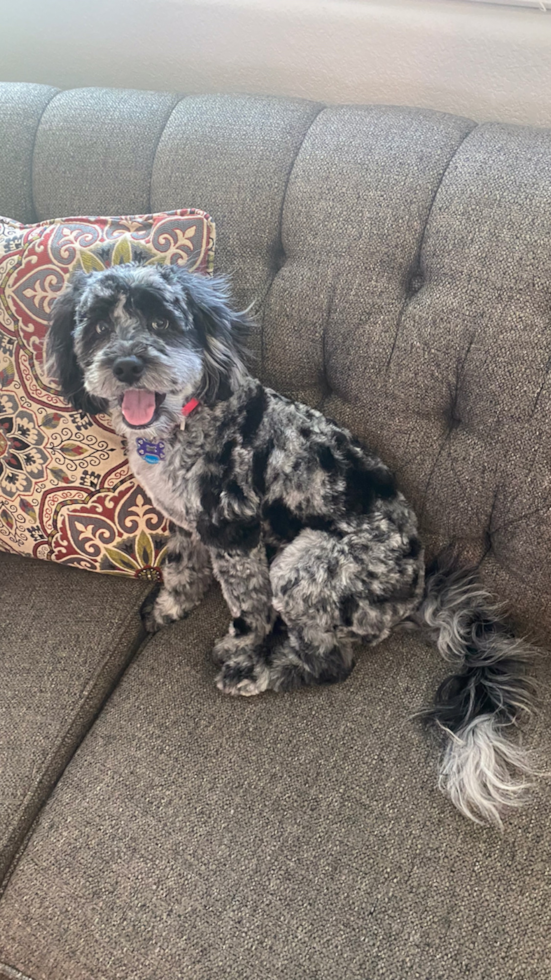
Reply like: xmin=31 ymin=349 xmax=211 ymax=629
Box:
xmin=46 ymin=263 xmax=248 ymax=436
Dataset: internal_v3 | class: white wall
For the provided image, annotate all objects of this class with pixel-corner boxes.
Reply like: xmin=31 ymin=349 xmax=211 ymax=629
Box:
xmin=4 ymin=0 xmax=551 ymax=126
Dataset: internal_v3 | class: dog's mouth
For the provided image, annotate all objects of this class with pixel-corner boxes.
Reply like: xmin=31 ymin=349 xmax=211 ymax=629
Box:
xmin=119 ymin=389 xmax=166 ymax=429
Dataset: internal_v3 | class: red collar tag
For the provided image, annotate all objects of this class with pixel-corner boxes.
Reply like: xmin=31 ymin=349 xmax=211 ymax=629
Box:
xmin=181 ymin=397 xmax=200 ymax=418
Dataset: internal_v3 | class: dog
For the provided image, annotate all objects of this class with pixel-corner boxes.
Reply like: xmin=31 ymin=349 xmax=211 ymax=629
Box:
xmin=46 ymin=261 xmax=536 ymax=827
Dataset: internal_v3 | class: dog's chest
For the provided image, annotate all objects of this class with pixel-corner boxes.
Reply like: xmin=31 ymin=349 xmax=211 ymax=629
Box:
xmin=127 ymin=435 xmax=201 ymax=530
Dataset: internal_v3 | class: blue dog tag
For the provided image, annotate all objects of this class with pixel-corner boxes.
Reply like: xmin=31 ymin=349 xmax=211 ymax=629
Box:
xmin=136 ymin=437 xmax=166 ymax=464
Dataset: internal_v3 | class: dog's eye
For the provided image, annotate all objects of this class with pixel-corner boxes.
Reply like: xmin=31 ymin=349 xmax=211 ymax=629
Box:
xmin=151 ymin=318 xmax=170 ymax=332
xmin=95 ymin=322 xmax=110 ymax=335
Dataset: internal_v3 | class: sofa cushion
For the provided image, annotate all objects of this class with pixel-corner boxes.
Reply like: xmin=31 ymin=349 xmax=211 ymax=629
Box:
xmin=0 ymin=209 xmax=213 ymax=575
xmin=0 ymin=587 xmax=549 ymax=980
xmin=150 ymin=93 xmax=323 ymax=359
xmin=0 ymin=552 xmax=150 ymax=885
xmin=32 ymin=87 xmax=181 ymax=222
xmin=0 ymin=83 xmax=58 ymax=224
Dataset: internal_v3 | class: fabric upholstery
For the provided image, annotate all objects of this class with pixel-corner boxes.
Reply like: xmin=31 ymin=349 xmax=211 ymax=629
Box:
xmin=0 ymin=209 xmax=213 ymax=574
xmin=262 ymin=104 xmax=475 ymax=404
xmin=0 ymin=83 xmax=58 ymax=224
xmin=150 ymin=94 xmax=323 ymax=359
xmin=32 ymin=88 xmax=181 ymax=221
xmin=0 ymin=552 xmax=149 ymax=884
xmin=0 ymin=587 xmax=549 ymax=980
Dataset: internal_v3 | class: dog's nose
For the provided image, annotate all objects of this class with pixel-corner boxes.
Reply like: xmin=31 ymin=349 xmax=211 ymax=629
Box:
xmin=113 ymin=355 xmax=145 ymax=384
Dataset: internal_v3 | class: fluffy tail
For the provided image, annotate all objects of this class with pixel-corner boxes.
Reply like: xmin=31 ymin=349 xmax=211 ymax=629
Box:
xmin=414 ymin=550 xmax=537 ymax=828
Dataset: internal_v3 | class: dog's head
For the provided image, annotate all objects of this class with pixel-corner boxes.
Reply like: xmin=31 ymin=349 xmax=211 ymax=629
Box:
xmin=46 ymin=263 xmax=249 ymax=435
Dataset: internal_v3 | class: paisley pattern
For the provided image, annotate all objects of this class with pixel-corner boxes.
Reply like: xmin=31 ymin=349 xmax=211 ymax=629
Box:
xmin=0 ymin=209 xmax=215 ymax=578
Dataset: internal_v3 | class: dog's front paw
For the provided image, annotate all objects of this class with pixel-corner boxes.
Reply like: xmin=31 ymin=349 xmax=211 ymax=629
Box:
xmin=212 ymin=632 xmax=272 ymax=695
xmin=141 ymin=585 xmax=188 ymax=634
xmin=215 ymin=656 xmax=271 ymax=697
xmin=212 ymin=633 xmax=243 ymax=665
xmin=141 ymin=584 xmax=163 ymax=634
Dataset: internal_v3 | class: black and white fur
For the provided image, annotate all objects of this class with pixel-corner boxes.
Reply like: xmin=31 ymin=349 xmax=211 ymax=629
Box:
xmin=46 ymin=262 xmax=536 ymax=827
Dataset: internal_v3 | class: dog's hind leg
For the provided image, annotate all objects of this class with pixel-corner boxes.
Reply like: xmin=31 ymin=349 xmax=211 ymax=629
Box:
xmin=215 ymin=528 xmax=358 ymax=696
xmin=263 ymin=620 xmax=356 ymax=692
xmin=264 ymin=530 xmax=357 ymax=691
xmin=255 ymin=525 xmax=420 ymax=695
xmin=215 ymin=524 xmax=422 ymax=696
xmin=141 ymin=526 xmax=213 ymax=633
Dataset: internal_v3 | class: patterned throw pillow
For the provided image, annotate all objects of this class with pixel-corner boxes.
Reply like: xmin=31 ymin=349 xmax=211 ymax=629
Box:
xmin=0 ymin=210 xmax=215 ymax=579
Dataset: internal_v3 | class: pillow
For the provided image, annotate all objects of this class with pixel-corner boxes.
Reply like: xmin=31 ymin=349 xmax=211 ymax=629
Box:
xmin=0 ymin=209 xmax=215 ymax=579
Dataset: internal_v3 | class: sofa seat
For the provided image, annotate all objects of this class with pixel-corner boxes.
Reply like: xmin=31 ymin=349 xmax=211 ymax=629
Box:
xmin=0 ymin=553 xmax=150 ymax=885
xmin=1 ymin=585 xmax=550 ymax=980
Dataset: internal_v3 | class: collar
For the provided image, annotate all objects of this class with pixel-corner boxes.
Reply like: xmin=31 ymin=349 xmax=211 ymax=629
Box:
xmin=181 ymin=396 xmax=200 ymax=418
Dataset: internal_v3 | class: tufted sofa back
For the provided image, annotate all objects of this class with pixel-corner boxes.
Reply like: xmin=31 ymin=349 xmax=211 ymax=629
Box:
xmin=1 ymin=84 xmax=549 ymax=638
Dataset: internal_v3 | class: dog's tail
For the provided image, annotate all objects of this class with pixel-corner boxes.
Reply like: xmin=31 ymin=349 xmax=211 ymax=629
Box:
xmin=413 ymin=549 xmax=537 ymax=828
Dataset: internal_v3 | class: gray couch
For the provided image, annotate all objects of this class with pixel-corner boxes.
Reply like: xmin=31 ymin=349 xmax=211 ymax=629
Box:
xmin=1 ymin=82 xmax=550 ymax=980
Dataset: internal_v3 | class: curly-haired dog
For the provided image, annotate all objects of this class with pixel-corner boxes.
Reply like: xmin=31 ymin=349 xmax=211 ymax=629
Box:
xmin=46 ymin=263 xmax=536 ymax=827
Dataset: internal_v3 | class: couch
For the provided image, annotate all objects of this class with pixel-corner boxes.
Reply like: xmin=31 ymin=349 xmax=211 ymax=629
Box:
xmin=1 ymin=82 xmax=550 ymax=980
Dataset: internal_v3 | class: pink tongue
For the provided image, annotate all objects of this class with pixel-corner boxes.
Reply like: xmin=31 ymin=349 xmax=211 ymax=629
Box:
xmin=121 ymin=389 xmax=156 ymax=426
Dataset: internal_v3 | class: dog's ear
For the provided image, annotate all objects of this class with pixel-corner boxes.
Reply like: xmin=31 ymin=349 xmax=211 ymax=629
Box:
xmin=164 ymin=267 xmax=250 ymax=403
xmin=46 ymin=272 xmax=107 ymax=415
